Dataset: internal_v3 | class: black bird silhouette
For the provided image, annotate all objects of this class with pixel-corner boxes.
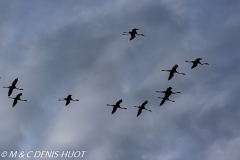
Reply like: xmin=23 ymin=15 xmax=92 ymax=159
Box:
xmin=158 ymin=97 xmax=175 ymax=106
xmin=58 ymin=94 xmax=79 ymax=106
xmin=162 ymin=64 xmax=186 ymax=80
xmin=134 ymin=100 xmax=151 ymax=117
xmin=156 ymin=87 xmax=181 ymax=106
xmin=107 ymin=99 xmax=127 ymax=114
xmin=9 ymin=93 xmax=27 ymax=107
xmin=123 ymin=28 xmax=145 ymax=40
xmin=3 ymin=78 xmax=23 ymax=96
xmin=185 ymin=58 xmax=209 ymax=69
xmin=156 ymin=87 xmax=181 ymax=97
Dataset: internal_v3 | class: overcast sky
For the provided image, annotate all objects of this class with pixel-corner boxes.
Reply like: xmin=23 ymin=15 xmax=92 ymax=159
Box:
xmin=0 ymin=0 xmax=240 ymax=160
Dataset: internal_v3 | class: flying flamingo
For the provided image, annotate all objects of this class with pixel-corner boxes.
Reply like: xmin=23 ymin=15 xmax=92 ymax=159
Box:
xmin=156 ymin=87 xmax=181 ymax=106
xmin=58 ymin=94 xmax=79 ymax=106
xmin=156 ymin=87 xmax=181 ymax=98
xmin=9 ymin=93 xmax=27 ymax=107
xmin=162 ymin=64 xmax=186 ymax=80
xmin=107 ymin=99 xmax=127 ymax=114
xmin=134 ymin=100 xmax=151 ymax=117
xmin=123 ymin=28 xmax=145 ymax=40
xmin=3 ymin=78 xmax=23 ymax=96
xmin=185 ymin=58 xmax=209 ymax=69
xmin=158 ymin=96 xmax=175 ymax=106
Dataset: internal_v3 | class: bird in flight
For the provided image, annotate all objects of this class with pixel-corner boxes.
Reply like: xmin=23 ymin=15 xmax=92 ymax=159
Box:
xmin=107 ymin=99 xmax=127 ymax=114
xmin=156 ymin=87 xmax=181 ymax=106
xmin=58 ymin=94 xmax=79 ymax=106
xmin=9 ymin=93 xmax=27 ymax=107
xmin=156 ymin=87 xmax=181 ymax=98
xmin=134 ymin=100 xmax=151 ymax=117
xmin=162 ymin=64 xmax=186 ymax=80
xmin=123 ymin=28 xmax=145 ymax=40
xmin=158 ymin=96 xmax=175 ymax=106
xmin=185 ymin=58 xmax=209 ymax=69
xmin=3 ymin=78 xmax=23 ymax=96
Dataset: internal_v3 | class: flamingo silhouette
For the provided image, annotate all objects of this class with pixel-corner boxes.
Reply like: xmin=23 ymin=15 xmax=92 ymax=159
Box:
xmin=162 ymin=64 xmax=186 ymax=80
xmin=134 ymin=100 xmax=151 ymax=117
xmin=9 ymin=93 xmax=27 ymax=107
xmin=107 ymin=99 xmax=127 ymax=114
xmin=123 ymin=28 xmax=145 ymax=40
xmin=3 ymin=78 xmax=23 ymax=96
xmin=158 ymin=97 xmax=175 ymax=106
xmin=185 ymin=58 xmax=209 ymax=69
xmin=156 ymin=87 xmax=180 ymax=106
xmin=58 ymin=94 xmax=79 ymax=106
xmin=156 ymin=87 xmax=181 ymax=97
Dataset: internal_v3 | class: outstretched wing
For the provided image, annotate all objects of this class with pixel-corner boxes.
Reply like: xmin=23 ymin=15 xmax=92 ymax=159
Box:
xmin=65 ymin=100 xmax=70 ymax=106
xmin=8 ymin=87 xmax=14 ymax=97
xmin=12 ymin=78 xmax=18 ymax=87
xmin=168 ymin=72 xmax=174 ymax=80
xmin=13 ymin=99 xmax=18 ymax=107
xmin=130 ymin=34 xmax=136 ymax=40
xmin=191 ymin=63 xmax=197 ymax=69
xmin=116 ymin=99 xmax=122 ymax=106
xmin=131 ymin=28 xmax=138 ymax=34
xmin=160 ymin=99 xmax=166 ymax=106
xmin=112 ymin=106 xmax=117 ymax=114
xmin=137 ymin=109 xmax=142 ymax=117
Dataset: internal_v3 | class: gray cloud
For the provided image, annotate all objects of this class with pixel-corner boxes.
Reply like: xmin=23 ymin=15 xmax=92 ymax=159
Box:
xmin=0 ymin=0 xmax=239 ymax=160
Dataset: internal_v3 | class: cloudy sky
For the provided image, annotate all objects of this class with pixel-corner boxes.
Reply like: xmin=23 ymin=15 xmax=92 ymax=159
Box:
xmin=0 ymin=0 xmax=240 ymax=160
